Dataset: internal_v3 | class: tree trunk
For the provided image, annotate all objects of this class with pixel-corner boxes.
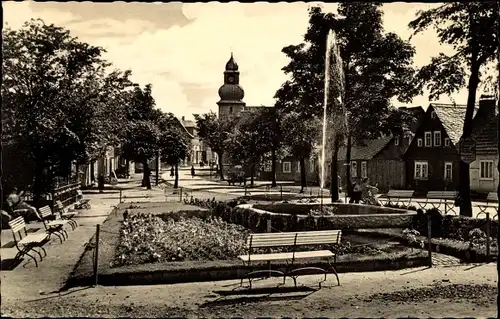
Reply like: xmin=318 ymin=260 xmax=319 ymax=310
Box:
xmin=299 ymin=156 xmax=307 ymax=193
xmin=142 ymin=161 xmax=151 ymax=190
xmin=271 ymin=149 xmax=277 ymax=188
xmin=345 ymin=134 xmax=353 ymax=197
xmin=250 ymin=164 xmax=255 ymax=186
xmin=33 ymin=161 xmax=46 ymax=204
xmin=174 ymin=163 xmax=179 ymax=188
xmin=330 ymin=134 xmax=341 ymax=202
xmin=218 ymin=153 xmax=225 ymax=180
xmin=155 ymin=153 xmax=160 ymax=186
xmin=458 ymin=59 xmax=480 ymax=217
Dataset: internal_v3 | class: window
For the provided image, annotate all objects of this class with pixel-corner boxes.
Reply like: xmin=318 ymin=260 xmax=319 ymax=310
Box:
xmin=417 ymin=138 xmax=423 ymax=147
xmin=414 ymin=161 xmax=429 ymax=180
xmin=444 ymin=162 xmax=453 ymax=180
xmin=480 ymin=160 xmax=494 ymax=180
xmin=434 ymin=131 xmax=442 ymax=147
xmin=424 ymin=132 xmax=432 ymax=147
xmin=394 ymin=136 xmax=399 ymax=146
xmin=361 ymin=161 xmax=367 ymax=178
xmin=431 ymin=111 xmax=436 ymax=119
xmin=444 ymin=138 xmax=450 ymax=147
xmin=283 ymin=161 xmax=292 ymax=173
xmin=351 ymin=161 xmax=358 ymax=178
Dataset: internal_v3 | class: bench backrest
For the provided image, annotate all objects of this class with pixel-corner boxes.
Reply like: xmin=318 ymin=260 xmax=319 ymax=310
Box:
xmin=39 ymin=206 xmax=53 ymax=219
xmin=9 ymin=216 xmax=27 ymax=235
xmin=427 ymin=191 xmax=457 ymax=200
xmin=487 ymin=192 xmax=498 ymax=202
xmin=247 ymin=230 xmax=342 ymax=249
xmin=387 ymin=190 xmax=414 ymax=198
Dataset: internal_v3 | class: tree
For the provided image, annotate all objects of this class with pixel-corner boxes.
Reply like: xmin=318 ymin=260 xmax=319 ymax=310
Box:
xmin=157 ymin=113 xmax=190 ymax=188
xmin=281 ymin=111 xmax=321 ymax=193
xmin=120 ymin=121 xmax=160 ymax=189
xmin=275 ymin=4 xmax=417 ymax=201
xmin=409 ymin=2 xmax=499 ymax=217
xmin=226 ymin=112 xmax=273 ymax=186
xmin=120 ymin=84 xmax=160 ymax=189
xmin=2 ymin=19 xmax=116 ymax=201
xmin=194 ymin=111 xmax=234 ymax=180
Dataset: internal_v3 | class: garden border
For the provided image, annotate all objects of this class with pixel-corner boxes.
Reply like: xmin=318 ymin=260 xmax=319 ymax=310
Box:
xmin=64 ymin=202 xmax=428 ymax=289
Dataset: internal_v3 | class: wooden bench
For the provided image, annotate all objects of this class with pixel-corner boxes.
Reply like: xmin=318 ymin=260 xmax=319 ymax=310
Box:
xmin=238 ymin=230 xmax=342 ymax=288
xmin=8 ymin=217 xmax=49 ymax=267
xmin=476 ymin=192 xmax=498 ymax=220
xmin=422 ymin=191 xmax=458 ymax=215
xmin=39 ymin=206 xmax=70 ymax=243
xmin=74 ymin=190 xmax=91 ymax=209
xmin=55 ymin=200 xmax=78 ymax=229
xmin=381 ymin=190 xmax=415 ymax=206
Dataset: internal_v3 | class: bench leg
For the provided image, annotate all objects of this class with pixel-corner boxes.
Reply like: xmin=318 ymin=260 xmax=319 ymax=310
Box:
xmin=24 ymin=250 xmax=39 ymax=267
xmin=48 ymin=231 xmax=64 ymax=244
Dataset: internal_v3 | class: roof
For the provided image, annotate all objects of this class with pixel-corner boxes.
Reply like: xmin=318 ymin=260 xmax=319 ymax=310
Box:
xmin=181 ymin=119 xmax=196 ymax=128
xmin=174 ymin=118 xmax=194 ymax=139
xmin=475 ymin=115 xmax=498 ymax=156
xmin=337 ymin=135 xmax=394 ymax=161
xmin=431 ymin=103 xmax=479 ymax=147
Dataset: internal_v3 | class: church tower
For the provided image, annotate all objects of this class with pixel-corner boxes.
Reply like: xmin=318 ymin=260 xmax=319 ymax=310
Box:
xmin=217 ymin=53 xmax=246 ymax=120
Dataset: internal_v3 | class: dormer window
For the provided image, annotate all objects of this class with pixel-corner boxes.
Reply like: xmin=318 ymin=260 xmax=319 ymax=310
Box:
xmin=394 ymin=136 xmax=400 ymax=146
xmin=431 ymin=111 xmax=436 ymax=119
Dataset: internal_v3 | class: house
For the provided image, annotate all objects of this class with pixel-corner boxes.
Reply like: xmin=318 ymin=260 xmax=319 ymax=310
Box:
xmin=334 ymin=106 xmax=425 ymax=192
xmin=337 ymin=136 xmax=401 ymax=192
xmin=469 ymin=96 xmax=498 ymax=194
xmin=403 ymin=95 xmax=496 ymax=192
xmin=259 ymin=155 xmax=318 ymax=186
xmin=180 ymin=116 xmax=216 ymax=166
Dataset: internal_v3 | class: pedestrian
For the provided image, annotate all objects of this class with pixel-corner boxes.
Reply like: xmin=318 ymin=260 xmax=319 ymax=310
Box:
xmin=349 ymin=178 xmax=362 ymax=203
xmin=191 ymin=165 xmax=196 ymax=178
xmin=170 ymin=166 xmax=175 ymax=177
xmin=98 ymin=173 xmax=105 ymax=193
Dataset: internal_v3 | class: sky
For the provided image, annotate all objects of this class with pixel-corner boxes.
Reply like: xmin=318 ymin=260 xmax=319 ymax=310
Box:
xmin=3 ymin=2 xmax=489 ymax=120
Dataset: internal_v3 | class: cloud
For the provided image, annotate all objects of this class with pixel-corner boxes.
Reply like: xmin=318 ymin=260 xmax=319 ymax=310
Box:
xmin=3 ymin=2 xmax=472 ymax=119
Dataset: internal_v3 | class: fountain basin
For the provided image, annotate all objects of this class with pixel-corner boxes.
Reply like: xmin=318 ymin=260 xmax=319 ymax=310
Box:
xmin=235 ymin=203 xmax=416 ymax=230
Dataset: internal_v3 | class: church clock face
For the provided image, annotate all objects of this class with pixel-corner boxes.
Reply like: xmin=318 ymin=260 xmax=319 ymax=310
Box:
xmin=228 ymin=76 xmax=235 ymax=84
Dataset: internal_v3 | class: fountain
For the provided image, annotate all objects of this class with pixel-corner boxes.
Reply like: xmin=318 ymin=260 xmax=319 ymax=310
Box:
xmin=320 ymin=30 xmax=347 ymax=201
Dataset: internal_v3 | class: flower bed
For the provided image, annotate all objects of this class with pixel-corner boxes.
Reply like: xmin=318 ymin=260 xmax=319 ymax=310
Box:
xmin=114 ymin=213 xmax=249 ymax=266
xmin=113 ymin=212 xmax=404 ymax=267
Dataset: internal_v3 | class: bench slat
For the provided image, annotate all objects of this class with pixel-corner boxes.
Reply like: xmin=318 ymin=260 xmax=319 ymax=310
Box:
xmin=9 ymin=217 xmax=26 ymax=233
xmin=427 ymin=191 xmax=457 ymax=199
xmin=248 ymin=231 xmax=342 ymax=248
xmin=39 ymin=206 xmax=53 ymax=218
xmin=387 ymin=190 xmax=414 ymax=197
xmin=238 ymin=250 xmax=334 ymax=262
xmin=251 ymin=230 xmax=341 ymax=237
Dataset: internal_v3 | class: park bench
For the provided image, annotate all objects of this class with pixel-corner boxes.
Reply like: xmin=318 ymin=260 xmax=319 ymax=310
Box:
xmin=238 ymin=230 xmax=342 ymax=289
xmin=74 ymin=190 xmax=91 ymax=209
xmin=55 ymin=200 xmax=78 ymax=229
xmin=476 ymin=192 xmax=499 ymax=220
xmin=421 ymin=191 xmax=458 ymax=215
xmin=8 ymin=216 xmax=49 ymax=267
xmin=381 ymin=190 xmax=415 ymax=207
xmin=39 ymin=206 xmax=70 ymax=243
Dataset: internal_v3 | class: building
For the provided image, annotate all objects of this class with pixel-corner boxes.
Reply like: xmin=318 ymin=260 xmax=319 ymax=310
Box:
xmin=403 ymin=95 xmax=496 ymax=192
xmin=469 ymin=96 xmax=498 ymax=194
xmin=180 ymin=116 xmax=216 ymax=166
xmin=334 ymin=106 xmax=425 ymax=192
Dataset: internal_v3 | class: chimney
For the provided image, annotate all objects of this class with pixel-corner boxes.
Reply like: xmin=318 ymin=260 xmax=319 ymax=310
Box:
xmin=181 ymin=116 xmax=185 ymax=121
xmin=478 ymin=94 xmax=496 ymax=118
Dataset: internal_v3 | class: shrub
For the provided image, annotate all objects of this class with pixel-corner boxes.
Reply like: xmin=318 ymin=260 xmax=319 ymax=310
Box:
xmin=402 ymin=228 xmax=425 ymax=250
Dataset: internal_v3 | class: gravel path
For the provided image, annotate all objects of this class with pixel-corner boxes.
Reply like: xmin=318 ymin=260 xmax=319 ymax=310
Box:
xmin=2 ymin=263 xmax=497 ymax=318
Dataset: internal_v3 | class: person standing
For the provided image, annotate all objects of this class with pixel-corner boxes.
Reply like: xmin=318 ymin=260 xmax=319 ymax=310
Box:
xmin=191 ymin=165 xmax=196 ymax=178
xmin=170 ymin=166 xmax=175 ymax=177
xmin=98 ymin=173 xmax=105 ymax=193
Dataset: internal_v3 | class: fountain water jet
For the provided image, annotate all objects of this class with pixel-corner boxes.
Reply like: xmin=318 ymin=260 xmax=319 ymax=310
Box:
xmin=320 ymin=30 xmax=346 ymax=194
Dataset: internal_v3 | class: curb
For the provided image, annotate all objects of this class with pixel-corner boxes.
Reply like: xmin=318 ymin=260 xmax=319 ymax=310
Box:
xmin=65 ymin=254 xmax=429 ymax=288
